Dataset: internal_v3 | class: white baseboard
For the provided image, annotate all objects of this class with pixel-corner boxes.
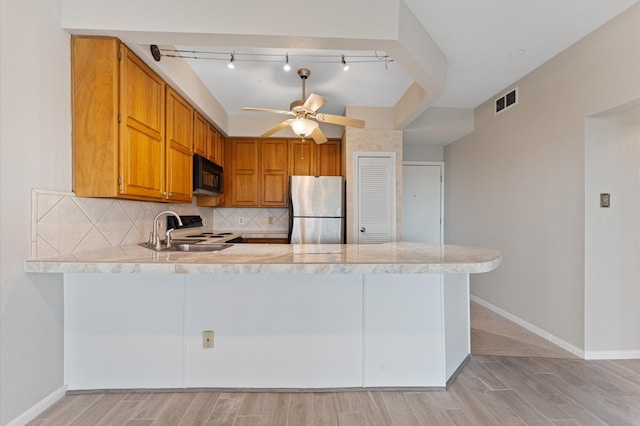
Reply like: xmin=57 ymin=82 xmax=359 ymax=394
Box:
xmin=584 ymin=350 xmax=640 ymax=360
xmin=470 ymin=295 xmax=585 ymax=359
xmin=7 ymin=385 xmax=67 ymax=426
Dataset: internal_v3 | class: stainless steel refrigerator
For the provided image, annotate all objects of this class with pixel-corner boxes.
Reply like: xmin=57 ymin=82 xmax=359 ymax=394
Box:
xmin=288 ymin=176 xmax=345 ymax=244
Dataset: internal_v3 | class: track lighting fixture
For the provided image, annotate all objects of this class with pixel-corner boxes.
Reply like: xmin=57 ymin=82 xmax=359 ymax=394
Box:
xmin=341 ymin=55 xmax=349 ymax=71
xmin=154 ymin=47 xmax=394 ymax=71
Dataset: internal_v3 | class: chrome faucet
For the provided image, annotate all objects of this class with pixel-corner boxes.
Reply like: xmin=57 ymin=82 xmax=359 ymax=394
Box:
xmin=149 ymin=211 xmax=183 ymax=250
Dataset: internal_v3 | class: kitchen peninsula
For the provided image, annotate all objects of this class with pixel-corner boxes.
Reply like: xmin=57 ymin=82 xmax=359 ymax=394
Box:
xmin=25 ymin=242 xmax=501 ymax=391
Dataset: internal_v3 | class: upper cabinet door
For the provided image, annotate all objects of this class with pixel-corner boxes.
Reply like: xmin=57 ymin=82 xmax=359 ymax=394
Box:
xmin=288 ymin=139 xmax=341 ymax=177
xmin=316 ymin=141 xmax=341 ymax=176
xmin=72 ymin=36 xmax=121 ymax=197
xmin=260 ymin=139 xmax=288 ymax=206
xmin=289 ymin=140 xmax=315 ymax=176
xmin=119 ymin=44 xmax=166 ymax=199
xmin=193 ymin=111 xmax=207 ymax=158
xmin=165 ymin=87 xmax=193 ymax=202
xmin=229 ymin=139 xmax=260 ymax=206
xmin=207 ymin=124 xmax=224 ymax=166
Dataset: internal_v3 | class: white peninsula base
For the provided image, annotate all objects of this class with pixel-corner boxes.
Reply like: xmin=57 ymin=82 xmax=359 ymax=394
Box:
xmin=65 ymin=272 xmax=471 ymax=391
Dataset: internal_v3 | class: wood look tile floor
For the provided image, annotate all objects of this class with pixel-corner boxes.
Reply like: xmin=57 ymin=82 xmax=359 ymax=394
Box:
xmin=30 ymin=304 xmax=640 ymax=425
xmin=470 ymin=301 xmax=578 ymax=359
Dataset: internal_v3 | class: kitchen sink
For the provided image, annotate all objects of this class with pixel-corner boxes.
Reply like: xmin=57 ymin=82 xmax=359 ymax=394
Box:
xmin=138 ymin=240 xmax=231 ymax=252
xmin=176 ymin=243 xmax=231 ymax=252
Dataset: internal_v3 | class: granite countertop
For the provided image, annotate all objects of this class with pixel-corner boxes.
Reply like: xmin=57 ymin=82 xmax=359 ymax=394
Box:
xmin=24 ymin=242 xmax=502 ymax=275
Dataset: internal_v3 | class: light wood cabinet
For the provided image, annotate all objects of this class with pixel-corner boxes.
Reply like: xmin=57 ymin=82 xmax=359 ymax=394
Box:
xmin=243 ymin=238 xmax=288 ymax=244
xmin=194 ymin=112 xmax=223 ymax=167
xmin=206 ymin=124 xmax=224 ymax=166
xmin=72 ymin=36 xmax=192 ymax=203
xmin=165 ymin=87 xmax=193 ymax=202
xmin=289 ymin=140 xmax=341 ymax=177
xmin=193 ymin=111 xmax=207 ymax=158
xmin=194 ymin=116 xmax=225 ymax=207
xmin=73 ymin=36 xmax=166 ymax=200
xmin=227 ymin=139 xmax=260 ymax=206
xmin=260 ymin=139 xmax=288 ymax=206
xmin=317 ymin=141 xmax=342 ymax=176
xmin=225 ymin=138 xmax=288 ymax=207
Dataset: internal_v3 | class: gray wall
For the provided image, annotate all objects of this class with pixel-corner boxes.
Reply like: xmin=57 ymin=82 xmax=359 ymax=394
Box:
xmin=585 ymin=105 xmax=640 ymax=355
xmin=444 ymin=4 xmax=640 ymax=352
xmin=1 ymin=0 xmax=69 ymax=424
xmin=402 ymin=143 xmax=444 ymax=162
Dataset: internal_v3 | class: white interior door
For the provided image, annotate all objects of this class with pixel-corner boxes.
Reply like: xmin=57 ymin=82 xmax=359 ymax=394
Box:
xmin=354 ymin=153 xmax=396 ymax=244
xmin=402 ymin=163 xmax=443 ymax=243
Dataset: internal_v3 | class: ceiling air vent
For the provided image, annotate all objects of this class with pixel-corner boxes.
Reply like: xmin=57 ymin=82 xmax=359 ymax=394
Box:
xmin=495 ymin=87 xmax=518 ymax=114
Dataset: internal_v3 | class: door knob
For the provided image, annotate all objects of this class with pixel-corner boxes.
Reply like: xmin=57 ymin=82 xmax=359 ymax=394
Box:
xmin=360 ymin=227 xmax=366 ymax=233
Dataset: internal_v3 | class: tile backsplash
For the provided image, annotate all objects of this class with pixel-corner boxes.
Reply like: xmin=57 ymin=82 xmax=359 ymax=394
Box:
xmin=31 ymin=189 xmax=289 ymax=258
xmin=213 ymin=208 xmax=288 ymax=234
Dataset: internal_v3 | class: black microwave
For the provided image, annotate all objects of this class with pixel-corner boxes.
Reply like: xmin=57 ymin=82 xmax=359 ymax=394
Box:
xmin=193 ymin=154 xmax=223 ymax=196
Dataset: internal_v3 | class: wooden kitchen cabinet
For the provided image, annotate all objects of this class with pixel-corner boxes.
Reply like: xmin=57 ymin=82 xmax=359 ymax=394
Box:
xmin=289 ymin=140 xmax=341 ymax=176
xmin=73 ymin=36 xmax=166 ymax=200
xmin=194 ymin=112 xmax=224 ymax=167
xmin=165 ymin=87 xmax=194 ymax=202
xmin=227 ymin=139 xmax=260 ymax=206
xmin=225 ymin=138 xmax=288 ymax=207
xmin=193 ymin=111 xmax=207 ymax=158
xmin=260 ymin=139 xmax=288 ymax=206
xmin=317 ymin=140 xmax=341 ymax=176
xmin=206 ymin=124 xmax=224 ymax=166
xmin=194 ymin=115 xmax=225 ymax=207
xmin=72 ymin=36 xmax=192 ymax=202
xmin=243 ymin=238 xmax=288 ymax=244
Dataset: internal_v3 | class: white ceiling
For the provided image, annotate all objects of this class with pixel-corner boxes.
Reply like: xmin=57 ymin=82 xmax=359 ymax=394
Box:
xmin=406 ymin=0 xmax=640 ymax=108
xmin=93 ymin=0 xmax=632 ymax=146
xmin=177 ymin=47 xmax=414 ymax=117
xmin=167 ymin=0 xmax=638 ymax=127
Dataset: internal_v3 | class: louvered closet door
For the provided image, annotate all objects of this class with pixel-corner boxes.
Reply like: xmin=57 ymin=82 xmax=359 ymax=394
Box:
xmin=356 ymin=155 xmax=396 ymax=244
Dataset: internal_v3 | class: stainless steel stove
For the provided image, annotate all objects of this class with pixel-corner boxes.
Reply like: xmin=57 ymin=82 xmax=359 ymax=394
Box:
xmin=183 ymin=232 xmax=243 ymax=244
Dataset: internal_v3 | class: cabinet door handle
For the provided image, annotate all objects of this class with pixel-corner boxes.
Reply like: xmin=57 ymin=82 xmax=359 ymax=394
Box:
xmin=360 ymin=227 xmax=366 ymax=233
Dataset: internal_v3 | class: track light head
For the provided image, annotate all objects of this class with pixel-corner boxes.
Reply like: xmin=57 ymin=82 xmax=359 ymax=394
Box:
xmin=341 ymin=55 xmax=350 ymax=71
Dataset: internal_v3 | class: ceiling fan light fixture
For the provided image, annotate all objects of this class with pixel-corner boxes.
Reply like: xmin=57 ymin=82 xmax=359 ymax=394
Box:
xmin=289 ymin=118 xmax=318 ymax=137
xmin=341 ymin=55 xmax=349 ymax=71
xmin=283 ymin=53 xmax=291 ymax=71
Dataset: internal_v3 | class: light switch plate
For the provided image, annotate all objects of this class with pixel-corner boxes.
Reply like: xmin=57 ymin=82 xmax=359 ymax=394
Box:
xmin=600 ymin=193 xmax=610 ymax=208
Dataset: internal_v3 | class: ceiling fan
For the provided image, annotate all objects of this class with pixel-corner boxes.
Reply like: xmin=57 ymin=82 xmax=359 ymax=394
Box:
xmin=241 ymin=68 xmax=365 ymax=144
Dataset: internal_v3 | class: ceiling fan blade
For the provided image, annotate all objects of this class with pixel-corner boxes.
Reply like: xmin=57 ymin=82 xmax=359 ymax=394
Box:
xmin=302 ymin=93 xmax=327 ymax=113
xmin=314 ymin=113 xmax=365 ymax=128
xmin=242 ymin=107 xmax=293 ymax=115
xmin=261 ymin=120 xmax=291 ymax=137
xmin=310 ymin=126 xmax=328 ymax=144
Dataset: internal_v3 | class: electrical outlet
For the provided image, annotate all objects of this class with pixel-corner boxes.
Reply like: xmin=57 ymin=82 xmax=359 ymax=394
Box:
xmin=268 ymin=216 xmax=274 ymax=225
xmin=202 ymin=330 xmax=214 ymax=349
xmin=238 ymin=216 xmax=245 ymax=225
xmin=202 ymin=217 xmax=208 ymax=226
